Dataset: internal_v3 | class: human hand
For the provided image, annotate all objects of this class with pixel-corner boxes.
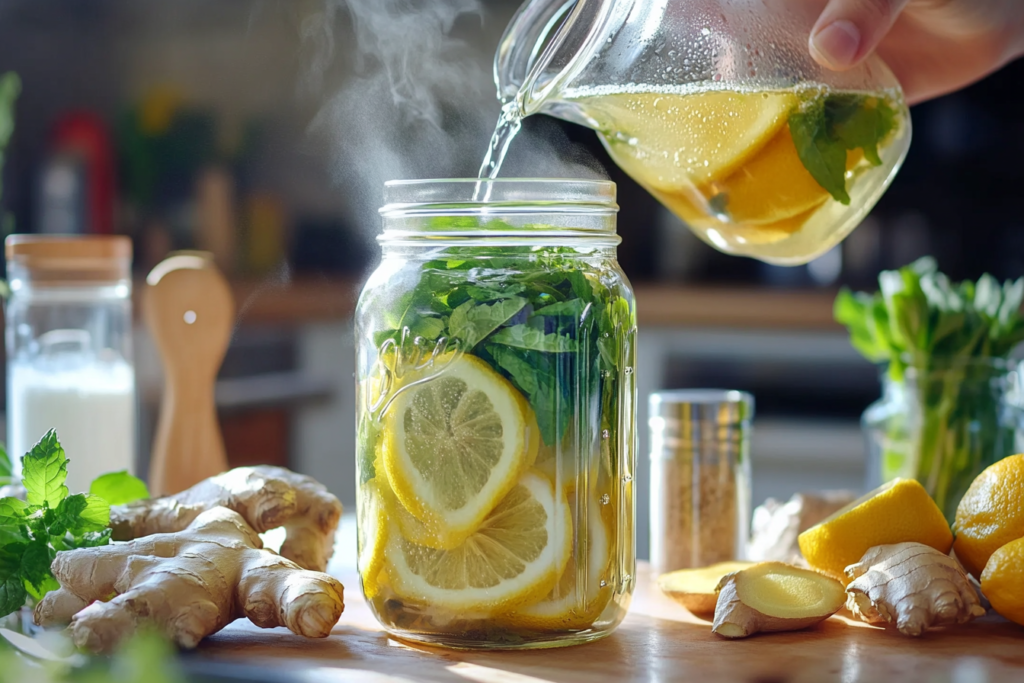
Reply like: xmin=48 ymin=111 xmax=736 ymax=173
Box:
xmin=809 ymin=0 xmax=1024 ymax=104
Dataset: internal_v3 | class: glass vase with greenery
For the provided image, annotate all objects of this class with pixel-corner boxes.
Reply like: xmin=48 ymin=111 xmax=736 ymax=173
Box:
xmin=838 ymin=258 xmax=1024 ymax=521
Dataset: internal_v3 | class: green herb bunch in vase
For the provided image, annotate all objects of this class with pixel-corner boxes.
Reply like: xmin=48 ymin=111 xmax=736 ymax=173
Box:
xmin=837 ymin=257 xmax=1024 ymax=522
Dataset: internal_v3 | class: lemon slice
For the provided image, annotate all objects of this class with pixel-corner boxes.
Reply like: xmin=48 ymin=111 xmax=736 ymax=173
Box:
xmin=383 ymin=353 xmax=539 ymax=544
xmin=379 ymin=467 xmax=471 ymax=551
xmin=592 ymin=89 xmax=799 ymax=186
xmin=507 ymin=489 xmax=614 ymax=629
xmin=384 ymin=469 xmax=572 ymax=613
xmin=357 ymin=479 xmax=387 ymax=599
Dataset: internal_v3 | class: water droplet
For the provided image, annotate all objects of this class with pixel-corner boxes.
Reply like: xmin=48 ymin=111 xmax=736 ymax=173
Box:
xmin=701 ymin=27 xmax=711 ymax=37
xmin=600 ymin=580 xmax=608 ymax=588
xmin=667 ymin=50 xmax=677 ymax=59
xmin=713 ymin=73 xmax=723 ymax=82
xmin=624 ymin=367 xmax=633 ymax=375
xmin=602 ymin=429 xmax=610 ymax=439
xmin=600 ymin=494 xmax=610 ymax=505
xmin=623 ymin=474 xmax=633 ymax=483
xmin=623 ymin=574 xmax=632 ymax=583
xmin=602 ymin=332 xmax=610 ymax=338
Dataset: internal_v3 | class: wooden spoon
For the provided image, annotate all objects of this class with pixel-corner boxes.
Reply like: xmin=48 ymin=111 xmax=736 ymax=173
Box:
xmin=144 ymin=251 xmax=234 ymax=495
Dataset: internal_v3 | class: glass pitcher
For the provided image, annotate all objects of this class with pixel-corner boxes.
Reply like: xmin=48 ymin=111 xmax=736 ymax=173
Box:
xmin=488 ymin=0 xmax=912 ymax=265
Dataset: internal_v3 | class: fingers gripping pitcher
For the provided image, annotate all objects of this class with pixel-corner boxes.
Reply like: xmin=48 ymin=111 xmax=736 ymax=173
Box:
xmin=483 ymin=0 xmax=911 ymax=265
xmin=355 ymin=180 xmax=637 ymax=649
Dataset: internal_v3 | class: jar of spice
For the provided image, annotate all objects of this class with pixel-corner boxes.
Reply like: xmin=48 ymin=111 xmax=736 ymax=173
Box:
xmin=649 ymin=390 xmax=753 ymax=575
xmin=5 ymin=235 xmax=135 ymax=492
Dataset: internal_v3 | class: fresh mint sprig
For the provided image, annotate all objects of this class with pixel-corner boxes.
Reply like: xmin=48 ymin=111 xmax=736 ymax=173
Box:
xmin=0 ymin=431 xmax=150 ymax=618
xmin=790 ymin=92 xmax=899 ymax=205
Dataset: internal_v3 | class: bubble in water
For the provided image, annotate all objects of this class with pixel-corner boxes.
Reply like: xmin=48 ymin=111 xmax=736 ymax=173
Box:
xmin=624 ymin=367 xmax=633 ymax=375
xmin=623 ymin=473 xmax=633 ymax=483
xmin=600 ymin=494 xmax=610 ymax=505
xmin=701 ymin=27 xmax=711 ymax=37
xmin=602 ymin=429 xmax=610 ymax=439
xmin=600 ymin=579 xmax=608 ymax=588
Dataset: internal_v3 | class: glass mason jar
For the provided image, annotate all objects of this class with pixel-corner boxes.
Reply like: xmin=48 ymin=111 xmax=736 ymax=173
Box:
xmin=355 ymin=179 xmax=637 ymax=649
xmin=4 ymin=235 xmax=136 ymax=493
xmin=863 ymin=358 xmax=1024 ymax=522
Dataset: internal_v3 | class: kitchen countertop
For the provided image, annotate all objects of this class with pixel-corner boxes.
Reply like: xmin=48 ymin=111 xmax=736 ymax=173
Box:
xmin=193 ymin=517 xmax=1024 ymax=683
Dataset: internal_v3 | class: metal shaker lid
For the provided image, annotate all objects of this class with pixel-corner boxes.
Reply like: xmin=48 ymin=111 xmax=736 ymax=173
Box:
xmin=649 ymin=389 xmax=754 ymax=426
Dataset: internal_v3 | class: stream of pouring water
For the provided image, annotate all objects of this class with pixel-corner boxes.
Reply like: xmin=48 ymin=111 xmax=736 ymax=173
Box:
xmin=474 ymin=100 xmax=523 ymax=199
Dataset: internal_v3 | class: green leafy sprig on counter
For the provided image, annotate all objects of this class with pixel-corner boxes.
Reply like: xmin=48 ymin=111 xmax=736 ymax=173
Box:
xmin=0 ymin=431 xmax=150 ymax=618
xmin=370 ymin=224 xmax=634 ymax=451
xmin=790 ymin=92 xmax=899 ymax=205
xmin=835 ymin=257 xmax=1024 ymax=379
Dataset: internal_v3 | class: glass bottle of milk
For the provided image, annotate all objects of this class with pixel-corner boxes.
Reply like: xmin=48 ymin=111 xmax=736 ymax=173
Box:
xmin=5 ymin=236 xmax=135 ymax=493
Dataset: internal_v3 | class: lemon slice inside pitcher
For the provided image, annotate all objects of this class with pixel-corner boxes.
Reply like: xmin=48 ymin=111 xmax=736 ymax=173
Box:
xmin=383 ymin=353 xmax=540 ymax=545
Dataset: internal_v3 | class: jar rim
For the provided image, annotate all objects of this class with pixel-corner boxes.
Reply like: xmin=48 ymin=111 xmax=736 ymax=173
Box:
xmin=379 ymin=178 xmax=618 ymax=218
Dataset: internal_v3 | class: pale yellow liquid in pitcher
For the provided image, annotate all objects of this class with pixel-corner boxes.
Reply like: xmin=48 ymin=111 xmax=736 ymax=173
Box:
xmin=563 ymin=85 xmax=908 ymax=257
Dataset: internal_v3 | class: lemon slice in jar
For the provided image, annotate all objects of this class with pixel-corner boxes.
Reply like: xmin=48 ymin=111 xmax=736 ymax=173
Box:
xmin=383 ymin=353 xmax=540 ymax=545
xmin=504 ymin=488 xmax=614 ymax=629
xmin=357 ymin=479 xmax=388 ymax=599
xmin=384 ymin=469 xmax=572 ymax=613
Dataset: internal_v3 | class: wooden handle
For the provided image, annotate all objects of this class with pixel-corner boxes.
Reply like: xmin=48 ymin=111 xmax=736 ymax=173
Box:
xmin=144 ymin=252 xmax=235 ymax=495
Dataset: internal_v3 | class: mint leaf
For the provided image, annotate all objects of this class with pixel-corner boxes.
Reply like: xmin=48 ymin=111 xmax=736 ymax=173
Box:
xmin=0 ymin=543 xmax=26 ymax=616
xmin=90 ymin=471 xmax=151 ymax=506
xmin=486 ymin=345 xmax=540 ymax=396
xmin=491 ymin=325 xmax=577 ymax=352
xmin=19 ymin=541 xmax=57 ymax=600
xmin=0 ymin=444 xmax=11 ymax=486
xmin=533 ymin=300 xmax=587 ymax=318
xmin=790 ymin=93 xmax=900 ymax=205
xmin=0 ymin=498 xmax=26 ymax=527
xmin=22 ymin=430 xmax=68 ymax=507
xmin=789 ymin=103 xmax=850 ymax=204
xmin=55 ymin=494 xmax=110 ymax=535
xmin=449 ymin=297 xmax=526 ymax=350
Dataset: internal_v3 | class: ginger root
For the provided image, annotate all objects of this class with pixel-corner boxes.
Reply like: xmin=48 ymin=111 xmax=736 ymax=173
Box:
xmin=845 ymin=542 xmax=985 ymax=636
xmin=109 ymin=466 xmax=341 ymax=572
xmin=748 ymin=491 xmax=857 ymax=563
xmin=34 ymin=506 xmax=344 ymax=653
xmin=658 ymin=562 xmax=753 ymax=616
xmin=712 ymin=562 xmax=845 ymax=638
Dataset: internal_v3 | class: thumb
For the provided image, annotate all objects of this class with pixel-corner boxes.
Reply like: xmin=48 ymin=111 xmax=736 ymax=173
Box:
xmin=809 ymin=0 xmax=911 ymax=70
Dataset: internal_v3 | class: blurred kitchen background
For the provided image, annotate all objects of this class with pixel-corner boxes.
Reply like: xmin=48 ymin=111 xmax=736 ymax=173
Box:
xmin=0 ymin=0 xmax=1022 ymax=559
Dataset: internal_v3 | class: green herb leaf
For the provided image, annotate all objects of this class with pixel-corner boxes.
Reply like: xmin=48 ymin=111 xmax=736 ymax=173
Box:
xmin=491 ymin=325 xmax=577 ymax=352
xmin=55 ymin=494 xmax=110 ymax=535
xmin=449 ymin=297 xmax=526 ymax=350
xmin=0 ymin=444 xmax=11 ymax=487
xmin=0 ymin=498 xmax=26 ymax=528
xmin=90 ymin=471 xmax=150 ymax=506
xmin=0 ymin=543 xmax=26 ymax=617
xmin=64 ymin=528 xmax=112 ymax=549
xmin=22 ymin=430 xmax=68 ymax=507
xmin=789 ymin=93 xmax=899 ymax=205
xmin=533 ymin=300 xmax=587 ymax=318
xmin=486 ymin=345 xmax=540 ymax=396
xmin=789 ymin=104 xmax=850 ymax=205
xmin=19 ymin=541 xmax=57 ymax=600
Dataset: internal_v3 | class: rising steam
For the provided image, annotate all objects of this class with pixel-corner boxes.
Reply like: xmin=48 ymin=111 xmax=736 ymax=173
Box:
xmin=300 ymin=0 xmax=607 ymax=243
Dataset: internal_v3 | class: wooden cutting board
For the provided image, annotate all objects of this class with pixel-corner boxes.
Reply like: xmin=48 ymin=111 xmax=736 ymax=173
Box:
xmin=195 ymin=518 xmax=1024 ymax=683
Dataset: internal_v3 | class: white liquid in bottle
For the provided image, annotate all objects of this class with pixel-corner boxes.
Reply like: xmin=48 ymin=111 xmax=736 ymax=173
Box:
xmin=8 ymin=358 xmax=135 ymax=494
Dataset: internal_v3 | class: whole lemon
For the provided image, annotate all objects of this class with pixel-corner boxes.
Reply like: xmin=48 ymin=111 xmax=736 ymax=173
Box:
xmin=980 ymin=536 xmax=1024 ymax=625
xmin=953 ymin=454 xmax=1024 ymax=578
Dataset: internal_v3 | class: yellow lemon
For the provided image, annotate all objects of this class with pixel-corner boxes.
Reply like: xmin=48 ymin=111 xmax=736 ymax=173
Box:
xmin=356 ymin=479 xmax=387 ymax=600
xmin=383 ymin=353 xmax=539 ymax=546
xmin=980 ymin=536 xmax=1024 ymax=626
xmin=953 ymin=454 xmax=1024 ymax=578
xmin=798 ymin=478 xmax=953 ymax=580
xmin=384 ymin=470 xmax=572 ymax=613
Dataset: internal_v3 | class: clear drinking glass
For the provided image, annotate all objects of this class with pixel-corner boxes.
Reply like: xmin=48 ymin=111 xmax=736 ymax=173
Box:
xmin=354 ymin=179 xmax=636 ymax=649
xmin=489 ymin=0 xmax=912 ymax=265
